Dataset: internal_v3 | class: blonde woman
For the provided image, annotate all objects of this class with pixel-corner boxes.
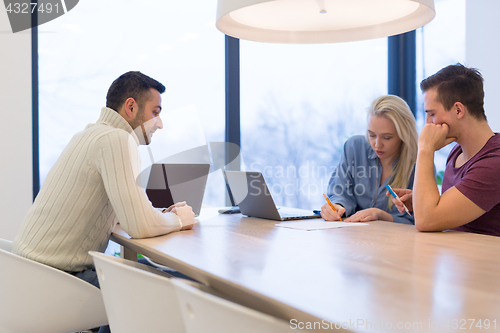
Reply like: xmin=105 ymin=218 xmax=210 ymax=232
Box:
xmin=321 ymin=95 xmax=418 ymax=224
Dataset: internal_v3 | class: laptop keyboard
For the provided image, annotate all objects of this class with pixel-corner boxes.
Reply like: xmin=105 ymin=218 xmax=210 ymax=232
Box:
xmin=280 ymin=212 xmax=306 ymax=218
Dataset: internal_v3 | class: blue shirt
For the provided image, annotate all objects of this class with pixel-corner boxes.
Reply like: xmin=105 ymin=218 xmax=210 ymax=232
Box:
xmin=326 ymin=135 xmax=414 ymax=225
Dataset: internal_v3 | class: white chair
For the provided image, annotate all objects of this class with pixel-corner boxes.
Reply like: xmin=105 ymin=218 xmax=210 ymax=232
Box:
xmin=89 ymin=251 xmax=186 ymax=333
xmin=170 ymin=278 xmax=298 ymax=333
xmin=0 ymin=243 xmax=108 ymax=333
xmin=0 ymin=238 xmax=12 ymax=252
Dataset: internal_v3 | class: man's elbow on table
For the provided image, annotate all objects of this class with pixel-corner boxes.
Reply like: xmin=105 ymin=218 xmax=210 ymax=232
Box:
xmin=414 ymin=211 xmax=443 ymax=232
xmin=415 ymin=218 xmax=444 ymax=232
xmin=413 ymin=200 xmax=455 ymax=232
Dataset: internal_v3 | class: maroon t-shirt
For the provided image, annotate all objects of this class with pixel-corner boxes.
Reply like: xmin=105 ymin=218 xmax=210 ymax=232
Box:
xmin=442 ymin=133 xmax=500 ymax=236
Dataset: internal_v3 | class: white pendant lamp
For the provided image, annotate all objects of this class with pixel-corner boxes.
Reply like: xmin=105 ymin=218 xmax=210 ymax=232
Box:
xmin=216 ymin=0 xmax=435 ymax=44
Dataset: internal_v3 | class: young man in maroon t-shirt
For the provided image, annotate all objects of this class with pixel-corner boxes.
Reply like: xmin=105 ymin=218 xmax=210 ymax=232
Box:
xmin=392 ymin=64 xmax=500 ymax=237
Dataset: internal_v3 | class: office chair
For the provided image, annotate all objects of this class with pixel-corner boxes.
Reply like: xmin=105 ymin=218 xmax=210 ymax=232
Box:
xmin=171 ymin=278 xmax=298 ymax=333
xmin=0 ymin=238 xmax=12 ymax=252
xmin=0 ymin=241 xmax=108 ymax=333
xmin=89 ymin=251 xmax=186 ymax=333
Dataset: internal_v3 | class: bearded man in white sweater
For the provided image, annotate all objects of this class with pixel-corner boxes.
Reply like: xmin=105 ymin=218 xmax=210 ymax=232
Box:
xmin=13 ymin=71 xmax=194 ymax=282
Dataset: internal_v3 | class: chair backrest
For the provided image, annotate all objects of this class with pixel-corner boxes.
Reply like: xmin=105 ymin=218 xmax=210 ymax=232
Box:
xmin=0 ymin=249 xmax=107 ymax=333
xmin=0 ymin=238 xmax=12 ymax=252
xmin=90 ymin=251 xmax=186 ymax=333
xmin=171 ymin=278 xmax=296 ymax=333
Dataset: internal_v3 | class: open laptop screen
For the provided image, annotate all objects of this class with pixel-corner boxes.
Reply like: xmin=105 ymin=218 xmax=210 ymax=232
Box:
xmin=146 ymin=164 xmax=210 ymax=216
xmin=225 ymin=171 xmax=320 ymax=221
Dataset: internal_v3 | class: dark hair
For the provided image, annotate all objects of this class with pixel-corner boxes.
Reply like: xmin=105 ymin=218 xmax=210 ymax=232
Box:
xmin=420 ymin=63 xmax=485 ymax=120
xmin=106 ymin=71 xmax=166 ymax=112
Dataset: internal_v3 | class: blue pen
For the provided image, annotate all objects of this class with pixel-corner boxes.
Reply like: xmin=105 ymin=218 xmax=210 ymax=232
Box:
xmin=386 ymin=184 xmax=412 ymax=216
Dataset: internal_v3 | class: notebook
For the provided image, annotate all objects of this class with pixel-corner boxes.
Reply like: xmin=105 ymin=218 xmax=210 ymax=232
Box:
xmin=146 ymin=163 xmax=210 ymax=216
xmin=224 ymin=171 xmax=321 ymax=221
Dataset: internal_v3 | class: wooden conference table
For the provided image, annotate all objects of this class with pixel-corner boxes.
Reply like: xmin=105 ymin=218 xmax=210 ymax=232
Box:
xmin=111 ymin=208 xmax=500 ymax=332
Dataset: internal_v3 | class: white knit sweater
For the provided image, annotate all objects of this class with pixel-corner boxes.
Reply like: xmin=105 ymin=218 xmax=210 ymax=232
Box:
xmin=13 ymin=108 xmax=182 ymax=272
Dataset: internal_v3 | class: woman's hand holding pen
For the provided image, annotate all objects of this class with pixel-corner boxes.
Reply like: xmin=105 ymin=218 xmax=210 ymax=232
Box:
xmin=386 ymin=188 xmax=413 ymax=213
xmin=320 ymin=202 xmax=346 ymax=221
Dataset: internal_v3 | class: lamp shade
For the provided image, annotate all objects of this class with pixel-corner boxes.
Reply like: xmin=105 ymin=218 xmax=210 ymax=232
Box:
xmin=216 ymin=0 xmax=435 ymax=43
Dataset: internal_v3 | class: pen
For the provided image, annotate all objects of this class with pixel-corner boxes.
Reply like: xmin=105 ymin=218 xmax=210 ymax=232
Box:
xmin=385 ymin=185 xmax=412 ymax=216
xmin=323 ymin=194 xmax=342 ymax=221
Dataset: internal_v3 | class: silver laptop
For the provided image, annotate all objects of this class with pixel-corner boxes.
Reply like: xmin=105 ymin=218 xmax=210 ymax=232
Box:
xmin=146 ymin=164 xmax=210 ymax=216
xmin=225 ymin=171 xmax=321 ymax=221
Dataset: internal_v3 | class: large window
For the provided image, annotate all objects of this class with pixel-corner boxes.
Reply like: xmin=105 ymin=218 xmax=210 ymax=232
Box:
xmin=39 ymin=0 xmax=225 ymax=205
xmin=416 ymin=0 xmax=466 ymax=178
xmin=240 ymin=40 xmax=388 ymax=210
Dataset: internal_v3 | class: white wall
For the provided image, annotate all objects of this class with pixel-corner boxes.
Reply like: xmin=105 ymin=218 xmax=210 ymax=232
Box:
xmin=466 ymin=0 xmax=500 ymax=132
xmin=0 ymin=8 xmax=33 ymax=240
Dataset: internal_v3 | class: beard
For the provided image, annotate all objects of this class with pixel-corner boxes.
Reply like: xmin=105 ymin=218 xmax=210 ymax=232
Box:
xmin=139 ymin=123 xmax=150 ymax=145
xmin=130 ymin=109 xmax=151 ymax=145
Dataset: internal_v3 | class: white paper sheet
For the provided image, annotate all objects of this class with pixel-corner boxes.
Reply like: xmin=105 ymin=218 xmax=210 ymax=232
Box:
xmin=275 ymin=221 xmax=369 ymax=231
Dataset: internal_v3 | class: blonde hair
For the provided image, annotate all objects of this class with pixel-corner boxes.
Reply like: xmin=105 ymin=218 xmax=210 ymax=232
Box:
xmin=366 ymin=95 xmax=418 ymax=210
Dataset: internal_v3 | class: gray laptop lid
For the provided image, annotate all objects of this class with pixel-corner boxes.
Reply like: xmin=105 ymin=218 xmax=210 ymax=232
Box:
xmin=146 ymin=164 xmax=210 ymax=216
xmin=225 ymin=171 xmax=320 ymax=221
